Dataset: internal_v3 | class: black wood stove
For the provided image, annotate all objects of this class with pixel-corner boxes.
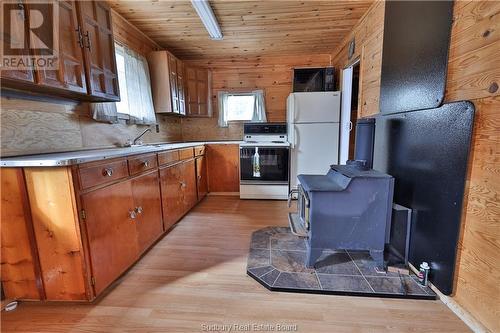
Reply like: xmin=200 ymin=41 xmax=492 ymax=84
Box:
xmin=288 ymin=119 xmax=394 ymax=268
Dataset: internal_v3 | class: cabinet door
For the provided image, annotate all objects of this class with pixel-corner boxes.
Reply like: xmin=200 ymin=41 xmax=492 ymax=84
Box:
xmin=159 ymin=164 xmax=184 ymax=229
xmin=77 ymin=1 xmax=120 ymax=101
xmin=185 ymin=66 xmax=198 ymax=116
xmin=181 ymin=159 xmax=197 ymax=211
xmin=197 ymin=71 xmax=208 ymax=116
xmin=35 ymin=0 xmax=87 ymax=93
xmin=131 ymin=171 xmax=163 ymax=253
xmin=168 ymin=54 xmax=179 ymax=113
xmin=81 ymin=181 xmax=138 ymax=295
xmin=177 ymin=59 xmax=186 ymax=115
xmin=0 ymin=1 xmax=34 ymax=82
xmin=196 ymin=156 xmax=208 ymax=200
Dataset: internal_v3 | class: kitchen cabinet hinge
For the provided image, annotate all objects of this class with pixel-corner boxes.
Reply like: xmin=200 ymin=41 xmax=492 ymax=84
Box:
xmin=91 ymin=276 xmax=96 ymax=286
xmin=80 ymin=209 xmax=86 ymax=220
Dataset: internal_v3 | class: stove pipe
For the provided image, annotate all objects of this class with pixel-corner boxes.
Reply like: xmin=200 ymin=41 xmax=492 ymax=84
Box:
xmin=353 ymin=118 xmax=376 ymax=169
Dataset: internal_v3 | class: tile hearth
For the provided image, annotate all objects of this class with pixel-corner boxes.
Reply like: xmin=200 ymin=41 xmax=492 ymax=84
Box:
xmin=247 ymin=227 xmax=436 ymax=299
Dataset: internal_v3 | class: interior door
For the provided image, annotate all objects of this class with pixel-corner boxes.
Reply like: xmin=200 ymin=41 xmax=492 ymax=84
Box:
xmin=340 ymin=66 xmax=353 ymax=164
xmin=81 ymin=180 xmax=138 ymax=295
xmin=77 ymin=0 xmax=119 ymax=100
xmin=290 ymin=123 xmax=339 ymax=190
xmin=35 ymin=0 xmax=87 ymax=93
xmin=131 ymin=171 xmax=163 ymax=253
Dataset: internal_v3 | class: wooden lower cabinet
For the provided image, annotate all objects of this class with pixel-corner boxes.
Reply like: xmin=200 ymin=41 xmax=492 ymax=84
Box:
xmin=131 ymin=171 xmax=163 ymax=252
xmin=0 ymin=145 xmax=205 ymax=301
xmin=159 ymin=159 xmax=197 ymax=229
xmin=81 ymin=180 xmax=139 ymax=295
xmin=196 ymin=156 xmax=208 ymax=200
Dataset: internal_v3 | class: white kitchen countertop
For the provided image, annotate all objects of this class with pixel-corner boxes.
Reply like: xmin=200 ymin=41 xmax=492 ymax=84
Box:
xmin=0 ymin=141 xmax=243 ymax=167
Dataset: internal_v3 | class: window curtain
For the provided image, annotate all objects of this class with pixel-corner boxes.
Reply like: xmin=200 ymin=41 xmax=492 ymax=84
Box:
xmin=218 ymin=91 xmax=230 ymax=127
xmin=123 ymin=46 xmax=156 ymax=125
xmin=90 ymin=102 xmax=118 ymax=124
xmin=91 ymin=44 xmax=156 ymax=125
xmin=251 ymin=89 xmax=267 ymax=123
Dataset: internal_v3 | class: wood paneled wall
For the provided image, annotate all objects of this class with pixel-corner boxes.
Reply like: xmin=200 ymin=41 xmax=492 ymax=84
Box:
xmin=181 ymin=54 xmax=332 ymax=141
xmin=0 ymin=10 xmax=181 ymax=157
xmin=445 ymin=2 xmax=500 ymax=332
xmin=330 ymin=1 xmax=499 ymax=331
xmin=330 ymin=0 xmax=385 ymax=118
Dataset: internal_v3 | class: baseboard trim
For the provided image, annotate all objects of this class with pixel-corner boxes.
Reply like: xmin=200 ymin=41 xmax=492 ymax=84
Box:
xmin=409 ymin=263 xmax=490 ymax=333
xmin=207 ymin=192 xmax=239 ymax=196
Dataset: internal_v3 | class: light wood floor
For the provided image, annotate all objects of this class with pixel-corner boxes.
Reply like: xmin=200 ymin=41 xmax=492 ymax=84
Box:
xmin=1 ymin=196 xmax=471 ymax=332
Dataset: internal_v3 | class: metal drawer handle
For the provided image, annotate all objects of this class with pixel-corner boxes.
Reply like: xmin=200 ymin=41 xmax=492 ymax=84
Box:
xmin=103 ymin=168 xmax=113 ymax=177
xmin=128 ymin=210 xmax=137 ymax=219
xmin=135 ymin=206 xmax=143 ymax=214
xmin=142 ymin=161 xmax=150 ymax=168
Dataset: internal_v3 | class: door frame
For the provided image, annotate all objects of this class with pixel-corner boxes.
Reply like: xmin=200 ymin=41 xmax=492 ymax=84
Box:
xmin=339 ymin=59 xmax=360 ymax=164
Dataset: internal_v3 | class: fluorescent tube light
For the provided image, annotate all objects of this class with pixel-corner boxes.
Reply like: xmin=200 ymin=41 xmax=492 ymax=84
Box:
xmin=191 ymin=0 xmax=223 ymax=40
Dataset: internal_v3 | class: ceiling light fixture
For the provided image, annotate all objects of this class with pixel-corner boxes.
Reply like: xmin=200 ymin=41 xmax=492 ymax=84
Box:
xmin=191 ymin=0 xmax=223 ymax=40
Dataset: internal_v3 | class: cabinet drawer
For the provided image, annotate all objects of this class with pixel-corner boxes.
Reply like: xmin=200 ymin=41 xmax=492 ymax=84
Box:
xmin=128 ymin=154 xmax=158 ymax=176
xmin=179 ymin=147 xmax=194 ymax=160
xmin=158 ymin=150 xmax=179 ymax=166
xmin=194 ymin=145 xmax=205 ymax=156
xmin=79 ymin=159 xmax=129 ymax=189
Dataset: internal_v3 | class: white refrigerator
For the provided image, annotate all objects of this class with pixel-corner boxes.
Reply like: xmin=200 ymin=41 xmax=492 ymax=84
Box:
xmin=287 ymin=91 xmax=341 ymax=191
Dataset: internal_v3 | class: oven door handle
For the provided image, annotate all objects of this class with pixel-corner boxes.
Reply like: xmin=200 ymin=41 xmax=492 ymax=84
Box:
xmin=288 ymin=188 xmax=299 ymax=207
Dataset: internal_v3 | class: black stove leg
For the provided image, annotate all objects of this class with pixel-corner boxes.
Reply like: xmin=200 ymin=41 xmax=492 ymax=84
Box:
xmin=370 ymin=249 xmax=385 ymax=270
xmin=306 ymin=248 xmax=322 ymax=268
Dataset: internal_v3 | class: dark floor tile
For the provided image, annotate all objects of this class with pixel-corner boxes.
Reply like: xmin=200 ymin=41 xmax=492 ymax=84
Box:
xmin=401 ymin=276 xmax=430 ymax=296
xmin=247 ymin=249 xmax=270 ymax=268
xmin=271 ymin=250 xmax=313 ymax=273
xmin=248 ymin=265 xmax=274 ymax=278
xmin=365 ymin=276 xmax=407 ymax=294
xmin=318 ymin=274 xmax=373 ymax=293
xmin=250 ymin=231 xmax=270 ymax=250
xmin=273 ymin=272 xmax=320 ymax=289
xmin=260 ymin=269 xmax=280 ymax=287
xmin=347 ymin=250 xmax=399 ymax=277
xmin=315 ymin=251 xmax=360 ymax=275
xmin=270 ymin=233 xmax=306 ymax=251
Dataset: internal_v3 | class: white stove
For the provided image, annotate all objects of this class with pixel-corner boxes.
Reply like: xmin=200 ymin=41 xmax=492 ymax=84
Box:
xmin=239 ymin=123 xmax=290 ymax=200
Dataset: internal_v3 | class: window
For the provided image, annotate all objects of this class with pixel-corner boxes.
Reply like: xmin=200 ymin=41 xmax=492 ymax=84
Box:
xmin=226 ymin=94 xmax=255 ymax=121
xmin=90 ymin=43 xmax=157 ymax=125
xmin=218 ymin=90 xmax=267 ymax=127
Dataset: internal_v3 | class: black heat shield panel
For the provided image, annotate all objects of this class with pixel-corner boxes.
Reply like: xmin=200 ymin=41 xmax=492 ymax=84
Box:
xmin=380 ymin=1 xmax=454 ymax=114
xmin=373 ymin=102 xmax=475 ymax=295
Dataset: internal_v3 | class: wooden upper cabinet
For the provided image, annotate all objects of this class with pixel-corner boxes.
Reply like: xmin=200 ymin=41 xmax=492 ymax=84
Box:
xmin=0 ymin=1 xmax=34 ymax=83
xmin=148 ymin=51 xmax=187 ymax=115
xmin=177 ymin=59 xmax=186 ymax=115
xmin=185 ymin=65 xmax=211 ymax=117
xmin=34 ymin=0 xmax=87 ymax=94
xmin=76 ymin=0 xmax=120 ymax=101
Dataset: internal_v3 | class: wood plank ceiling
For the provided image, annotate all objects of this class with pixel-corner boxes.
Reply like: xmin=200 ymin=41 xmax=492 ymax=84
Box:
xmin=108 ymin=0 xmax=374 ymax=60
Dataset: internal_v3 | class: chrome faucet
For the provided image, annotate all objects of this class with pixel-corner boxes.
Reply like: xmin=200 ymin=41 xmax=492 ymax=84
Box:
xmin=133 ymin=128 xmax=152 ymax=145
xmin=124 ymin=127 xmax=152 ymax=147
